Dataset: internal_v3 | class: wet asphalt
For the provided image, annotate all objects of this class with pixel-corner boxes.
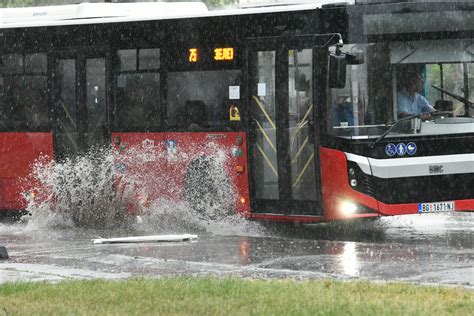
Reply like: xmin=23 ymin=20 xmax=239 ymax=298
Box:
xmin=0 ymin=212 xmax=472 ymax=288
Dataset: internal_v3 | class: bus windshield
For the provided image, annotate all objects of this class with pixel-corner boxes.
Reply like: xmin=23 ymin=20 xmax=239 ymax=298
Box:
xmin=328 ymin=39 xmax=474 ymax=139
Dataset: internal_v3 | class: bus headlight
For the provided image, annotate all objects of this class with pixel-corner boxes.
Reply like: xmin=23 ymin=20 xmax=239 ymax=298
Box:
xmin=340 ymin=200 xmax=358 ymax=216
xmin=349 ymin=168 xmax=356 ymax=176
xmin=347 ymin=162 xmax=360 ymax=188
xmin=347 ymin=161 xmax=374 ymax=197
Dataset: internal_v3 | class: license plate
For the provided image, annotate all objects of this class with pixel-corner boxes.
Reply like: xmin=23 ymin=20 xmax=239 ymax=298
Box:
xmin=418 ymin=201 xmax=455 ymax=213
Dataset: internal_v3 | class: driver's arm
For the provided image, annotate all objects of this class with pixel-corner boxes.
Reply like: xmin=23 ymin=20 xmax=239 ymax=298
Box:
xmin=419 ymin=96 xmax=435 ymax=120
xmin=419 ymin=112 xmax=432 ymax=121
xmin=420 ymin=96 xmax=435 ymax=113
xmin=398 ymin=111 xmax=412 ymax=119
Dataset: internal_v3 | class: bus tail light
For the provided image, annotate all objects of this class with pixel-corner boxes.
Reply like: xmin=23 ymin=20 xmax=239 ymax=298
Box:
xmin=236 ymin=165 xmax=245 ymax=173
xmin=240 ymin=196 xmax=246 ymax=204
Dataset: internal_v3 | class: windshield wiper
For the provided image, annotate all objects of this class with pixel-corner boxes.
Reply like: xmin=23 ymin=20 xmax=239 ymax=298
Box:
xmin=371 ymin=110 xmax=451 ymax=147
xmin=431 ymin=85 xmax=474 ymax=107
xmin=371 ymin=113 xmax=422 ymax=148
xmin=371 ymin=111 xmax=444 ymax=148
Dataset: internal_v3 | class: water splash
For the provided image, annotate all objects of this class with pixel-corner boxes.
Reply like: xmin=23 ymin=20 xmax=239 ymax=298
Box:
xmin=22 ymin=143 xmax=260 ymax=236
xmin=25 ymin=147 xmax=120 ymax=230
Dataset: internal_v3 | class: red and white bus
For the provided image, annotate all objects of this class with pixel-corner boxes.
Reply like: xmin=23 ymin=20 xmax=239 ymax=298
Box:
xmin=0 ymin=0 xmax=472 ymax=223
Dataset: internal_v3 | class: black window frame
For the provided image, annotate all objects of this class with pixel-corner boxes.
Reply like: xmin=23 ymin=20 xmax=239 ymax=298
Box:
xmin=112 ymin=47 xmax=162 ymax=132
xmin=0 ymin=52 xmax=50 ymax=132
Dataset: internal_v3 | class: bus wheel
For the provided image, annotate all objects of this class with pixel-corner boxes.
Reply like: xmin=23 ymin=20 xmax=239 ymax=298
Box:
xmin=183 ymin=156 xmax=233 ymax=222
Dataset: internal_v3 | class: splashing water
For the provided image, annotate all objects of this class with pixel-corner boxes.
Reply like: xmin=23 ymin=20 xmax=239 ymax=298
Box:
xmin=25 ymin=148 xmax=120 ymax=229
xmin=23 ymin=143 xmax=260 ymax=236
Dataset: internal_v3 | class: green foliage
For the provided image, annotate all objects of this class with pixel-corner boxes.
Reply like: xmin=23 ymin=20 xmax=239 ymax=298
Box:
xmin=0 ymin=0 xmax=236 ymax=9
xmin=0 ymin=0 xmax=67 ymax=8
xmin=0 ymin=0 xmax=32 ymax=8
xmin=0 ymin=277 xmax=473 ymax=315
xmin=199 ymin=0 xmax=234 ymax=9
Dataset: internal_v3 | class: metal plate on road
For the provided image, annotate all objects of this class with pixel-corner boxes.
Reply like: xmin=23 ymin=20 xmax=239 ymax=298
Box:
xmin=418 ymin=201 xmax=455 ymax=213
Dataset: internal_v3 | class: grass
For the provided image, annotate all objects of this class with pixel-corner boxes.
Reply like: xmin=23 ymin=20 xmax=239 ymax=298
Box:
xmin=0 ymin=277 xmax=472 ymax=315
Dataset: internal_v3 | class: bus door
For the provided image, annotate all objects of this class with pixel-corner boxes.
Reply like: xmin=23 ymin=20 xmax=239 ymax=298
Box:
xmin=51 ymin=50 xmax=109 ymax=159
xmin=246 ymin=36 xmax=328 ymax=216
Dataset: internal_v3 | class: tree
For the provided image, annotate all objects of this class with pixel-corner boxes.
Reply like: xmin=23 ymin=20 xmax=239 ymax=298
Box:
xmin=0 ymin=0 xmax=74 ymax=8
xmin=0 ymin=0 xmax=236 ymax=9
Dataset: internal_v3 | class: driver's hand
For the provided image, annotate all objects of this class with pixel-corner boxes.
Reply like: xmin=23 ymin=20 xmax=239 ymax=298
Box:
xmin=420 ymin=113 xmax=432 ymax=121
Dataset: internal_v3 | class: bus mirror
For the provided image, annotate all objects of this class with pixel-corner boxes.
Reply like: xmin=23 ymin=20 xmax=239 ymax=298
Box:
xmin=329 ymin=53 xmax=346 ymax=89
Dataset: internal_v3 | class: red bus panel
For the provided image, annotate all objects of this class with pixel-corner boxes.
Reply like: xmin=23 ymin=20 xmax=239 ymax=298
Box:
xmin=0 ymin=132 xmax=53 ymax=211
xmin=319 ymin=147 xmax=474 ymax=219
xmin=112 ymin=132 xmax=250 ymax=216
xmin=319 ymin=147 xmax=379 ymax=221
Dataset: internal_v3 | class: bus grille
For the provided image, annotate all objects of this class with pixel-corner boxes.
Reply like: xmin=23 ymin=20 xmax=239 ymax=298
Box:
xmin=362 ymin=174 xmax=375 ymax=197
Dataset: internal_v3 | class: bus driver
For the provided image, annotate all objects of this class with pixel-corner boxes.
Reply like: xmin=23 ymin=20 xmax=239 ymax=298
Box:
xmin=397 ymin=71 xmax=435 ymax=120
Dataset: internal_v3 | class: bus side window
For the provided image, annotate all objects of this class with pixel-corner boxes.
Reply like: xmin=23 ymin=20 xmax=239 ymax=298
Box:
xmin=166 ymin=70 xmax=241 ymax=130
xmin=1 ymin=53 xmax=48 ymax=131
xmin=333 ymin=96 xmax=354 ymax=127
xmin=184 ymin=100 xmax=208 ymax=131
xmin=24 ymin=75 xmax=49 ymax=130
xmin=114 ymin=48 xmax=160 ymax=131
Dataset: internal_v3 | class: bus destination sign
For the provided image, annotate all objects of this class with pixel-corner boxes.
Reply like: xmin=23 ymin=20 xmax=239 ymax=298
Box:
xmin=214 ymin=48 xmax=234 ymax=61
xmin=188 ymin=47 xmax=235 ymax=63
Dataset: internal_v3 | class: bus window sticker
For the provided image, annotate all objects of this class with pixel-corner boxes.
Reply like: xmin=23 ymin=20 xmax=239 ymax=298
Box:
xmin=229 ymin=105 xmax=240 ymax=121
xmin=166 ymin=139 xmax=177 ymax=155
xmin=257 ymin=83 xmax=266 ymax=96
xmin=229 ymin=85 xmax=240 ymax=100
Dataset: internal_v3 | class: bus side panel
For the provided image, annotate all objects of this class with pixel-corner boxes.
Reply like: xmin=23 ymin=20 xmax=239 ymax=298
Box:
xmin=377 ymin=199 xmax=474 ymax=215
xmin=319 ymin=147 xmax=379 ymax=221
xmin=454 ymin=200 xmax=474 ymax=212
xmin=0 ymin=132 xmax=53 ymax=211
xmin=112 ymin=132 xmax=250 ymax=215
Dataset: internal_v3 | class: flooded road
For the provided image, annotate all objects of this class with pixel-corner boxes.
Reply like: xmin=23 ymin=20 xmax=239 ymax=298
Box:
xmin=0 ymin=211 xmax=472 ymax=288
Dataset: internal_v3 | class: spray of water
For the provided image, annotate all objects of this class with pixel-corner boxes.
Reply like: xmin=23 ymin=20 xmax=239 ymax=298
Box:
xmin=24 ymin=147 xmax=119 ymax=229
xmin=23 ymin=143 xmax=261 ymax=236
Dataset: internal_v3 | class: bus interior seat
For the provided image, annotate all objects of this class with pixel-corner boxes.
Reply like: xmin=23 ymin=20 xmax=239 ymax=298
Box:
xmin=184 ymin=100 xmax=208 ymax=131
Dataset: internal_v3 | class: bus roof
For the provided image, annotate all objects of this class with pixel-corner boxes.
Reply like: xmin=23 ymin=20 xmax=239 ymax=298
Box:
xmin=0 ymin=1 xmax=351 ymax=30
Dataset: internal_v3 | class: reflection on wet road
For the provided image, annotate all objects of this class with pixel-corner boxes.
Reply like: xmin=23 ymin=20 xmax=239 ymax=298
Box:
xmin=0 ymin=212 xmax=472 ymax=288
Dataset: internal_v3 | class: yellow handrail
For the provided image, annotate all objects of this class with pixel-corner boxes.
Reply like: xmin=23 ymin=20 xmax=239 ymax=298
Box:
xmin=290 ymin=104 xmax=313 ymax=143
xmin=292 ymin=152 xmax=314 ymax=188
xmin=252 ymin=95 xmax=276 ymax=130
xmin=254 ymin=119 xmax=277 ymax=153
xmin=256 ymin=143 xmax=278 ymax=177
xmin=290 ymin=136 xmax=309 ymax=164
